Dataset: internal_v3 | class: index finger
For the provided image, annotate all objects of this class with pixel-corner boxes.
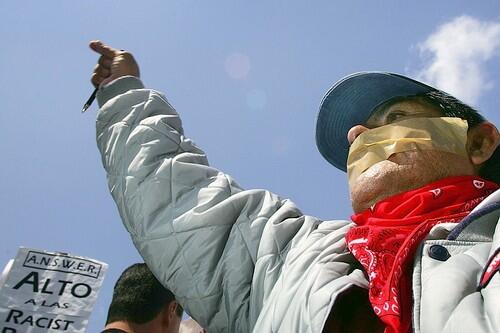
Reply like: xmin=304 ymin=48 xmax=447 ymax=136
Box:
xmin=89 ymin=40 xmax=119 ymax=58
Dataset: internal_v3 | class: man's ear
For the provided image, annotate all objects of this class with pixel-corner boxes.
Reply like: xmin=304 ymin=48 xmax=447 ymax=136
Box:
xmin=161 ymin=301 xmax=179 ymax=327
xmin=467 ymin=122 xmax=500 ymax=165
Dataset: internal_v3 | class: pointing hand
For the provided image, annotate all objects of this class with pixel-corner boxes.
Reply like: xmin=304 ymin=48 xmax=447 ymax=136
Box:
xmin=89 ymin=40 xmax=140 ymax=87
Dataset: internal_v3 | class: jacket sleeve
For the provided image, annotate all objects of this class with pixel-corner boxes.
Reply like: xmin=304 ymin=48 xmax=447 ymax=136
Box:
xmin=95 ymin=76 xmax=319 ymax=332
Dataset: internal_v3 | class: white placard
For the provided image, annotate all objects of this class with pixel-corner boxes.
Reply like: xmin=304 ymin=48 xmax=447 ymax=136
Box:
xmin=0 ymin=248 xmax=108 ymax=333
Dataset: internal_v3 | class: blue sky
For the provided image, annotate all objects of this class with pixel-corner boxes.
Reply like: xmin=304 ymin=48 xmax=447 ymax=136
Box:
xmin=1 ymin=1 xmax=499 ymax=331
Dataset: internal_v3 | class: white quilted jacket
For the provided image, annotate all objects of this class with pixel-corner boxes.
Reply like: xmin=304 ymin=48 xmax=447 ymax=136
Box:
xmin=96 ymin=76 xmax=500 ymax=333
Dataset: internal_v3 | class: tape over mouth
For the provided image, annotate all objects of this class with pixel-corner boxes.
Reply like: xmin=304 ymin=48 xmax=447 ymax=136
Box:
xmin=346 ymin=117 xmax=469 ymax=185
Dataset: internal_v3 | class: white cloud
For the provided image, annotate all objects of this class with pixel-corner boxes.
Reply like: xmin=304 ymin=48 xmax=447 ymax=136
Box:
xmin=414 ymin=16 xmax=500 ymax=105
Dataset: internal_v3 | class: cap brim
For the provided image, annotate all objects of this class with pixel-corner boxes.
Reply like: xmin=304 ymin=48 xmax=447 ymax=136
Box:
xmin=316 ymin=72 xmax=437 ymax=171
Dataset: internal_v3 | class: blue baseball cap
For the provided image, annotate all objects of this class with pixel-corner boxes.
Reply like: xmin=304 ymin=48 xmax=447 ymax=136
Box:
xmin=315 ymin=72 xmax=439 ymax=171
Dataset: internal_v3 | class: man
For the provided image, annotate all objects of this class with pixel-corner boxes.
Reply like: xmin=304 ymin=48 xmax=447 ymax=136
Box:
xmin=102 ymin=263 xmax=182 ymax=333
xmin=90 ymin=40 xmax=500 ymax=333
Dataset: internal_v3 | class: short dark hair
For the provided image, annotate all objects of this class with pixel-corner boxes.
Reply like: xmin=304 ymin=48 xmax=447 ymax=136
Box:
xmin=373 ymin=90 xmax=499 ymax=184
xmin=106 ymin=263 xmax=183 ymax=325
xmin=421 ymin=90 xmax=485 ymax=127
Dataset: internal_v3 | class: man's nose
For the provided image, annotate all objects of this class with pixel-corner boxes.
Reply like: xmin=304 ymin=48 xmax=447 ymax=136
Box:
xmin=347 ymin=125 xmax=370 ymax=145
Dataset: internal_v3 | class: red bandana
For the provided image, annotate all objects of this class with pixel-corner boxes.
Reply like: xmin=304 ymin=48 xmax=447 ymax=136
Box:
xmin=345 ymin=176 xmax=499 ymax=333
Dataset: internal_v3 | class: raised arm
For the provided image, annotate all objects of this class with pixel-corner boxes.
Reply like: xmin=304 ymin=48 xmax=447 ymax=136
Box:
xmin=90 ymin=41 xmax=308 ymax=332
xmin=90 ymin=42 xmax=360 ymax=333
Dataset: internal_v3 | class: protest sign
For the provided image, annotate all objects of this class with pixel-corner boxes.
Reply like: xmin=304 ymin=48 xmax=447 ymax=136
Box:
xmin=0 ymin=248 xmax=107 ymax=333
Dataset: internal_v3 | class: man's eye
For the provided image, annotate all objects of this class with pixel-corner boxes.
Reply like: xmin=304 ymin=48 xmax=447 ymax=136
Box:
xmin=386 ymin=112 xmax=406 ymax=123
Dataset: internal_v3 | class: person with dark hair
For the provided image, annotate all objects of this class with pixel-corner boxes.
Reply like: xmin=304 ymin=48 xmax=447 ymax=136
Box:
xmin=89 ymin=41 xmax=499 ymax=333
xmin=102 ymin=263 xmax=182 ymax=333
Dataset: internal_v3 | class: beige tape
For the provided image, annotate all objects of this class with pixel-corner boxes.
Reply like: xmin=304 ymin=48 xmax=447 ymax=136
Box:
xmin=347 ymin=117 xmax=468 ymax=185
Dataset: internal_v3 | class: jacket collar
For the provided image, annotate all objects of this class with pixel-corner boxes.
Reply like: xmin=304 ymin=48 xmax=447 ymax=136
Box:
xmin=448 ymin=189 xmax=500 ymax=242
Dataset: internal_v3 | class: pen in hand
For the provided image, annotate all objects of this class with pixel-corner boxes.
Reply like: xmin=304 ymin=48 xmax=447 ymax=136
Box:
xmin=82 ymin=87 xmax=98 ymax=113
